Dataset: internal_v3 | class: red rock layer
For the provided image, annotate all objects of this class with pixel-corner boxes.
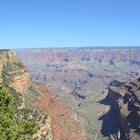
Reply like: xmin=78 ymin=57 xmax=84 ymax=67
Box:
xmin=35 ymin=84 xmax=86 ymax=140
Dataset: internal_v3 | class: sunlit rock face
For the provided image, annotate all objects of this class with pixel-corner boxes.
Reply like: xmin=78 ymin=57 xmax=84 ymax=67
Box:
xmin=0 ymin=50 xmax=30 ymax=93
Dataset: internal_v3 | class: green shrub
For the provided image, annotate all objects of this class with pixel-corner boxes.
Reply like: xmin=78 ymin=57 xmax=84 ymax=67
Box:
xmin=0 ymin=85 xmax=37 ymax=140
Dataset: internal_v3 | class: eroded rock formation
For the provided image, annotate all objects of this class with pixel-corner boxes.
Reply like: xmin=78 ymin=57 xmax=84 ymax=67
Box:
xmin=0 ymin=50 xmax=30 ymax=93
xmin=106 ymin=78 xmax=140 ymax=140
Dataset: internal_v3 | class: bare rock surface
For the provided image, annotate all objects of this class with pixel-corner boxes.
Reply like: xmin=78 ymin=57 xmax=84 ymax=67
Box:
xmin=105 ymin=78 xmax=140 ymax=140
xmin=0 ymin=50 xmax=30 ymax=93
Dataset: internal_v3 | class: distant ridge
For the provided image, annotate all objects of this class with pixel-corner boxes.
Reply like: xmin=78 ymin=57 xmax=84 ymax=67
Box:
xmin=10 ymin=46 xmax=140 ymax=51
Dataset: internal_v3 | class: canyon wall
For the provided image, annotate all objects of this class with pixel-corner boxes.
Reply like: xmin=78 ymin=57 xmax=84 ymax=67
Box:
xmin=0 ymin=50 xmax=30 ymax=93
xmin=107 ymin=78 xmax=140 ymax=140
xmin=0 ymin=50 xmax=54 ymax=140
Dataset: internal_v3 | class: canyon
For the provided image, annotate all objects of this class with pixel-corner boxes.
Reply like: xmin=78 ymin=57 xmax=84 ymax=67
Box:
xmin=1 ymin=47 xmax=140 ymax=139
xmin=0 ymin=50 xmax=86 ymax=140
xmin=15 ymin=47 xmax=140 ymax=140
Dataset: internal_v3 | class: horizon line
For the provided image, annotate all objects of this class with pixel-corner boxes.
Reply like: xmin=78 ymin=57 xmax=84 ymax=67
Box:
xmin=1 ymin=46 xmax=140 ymax=50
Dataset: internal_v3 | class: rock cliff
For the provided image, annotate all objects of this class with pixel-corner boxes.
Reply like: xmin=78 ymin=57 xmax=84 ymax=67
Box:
xmin=106 ymin=78 xmax=140 ymax=140
xmin=0 ymin=50 xmax=53 ymax=139
xmin=0 ymin=50 xmax=30 ymax=93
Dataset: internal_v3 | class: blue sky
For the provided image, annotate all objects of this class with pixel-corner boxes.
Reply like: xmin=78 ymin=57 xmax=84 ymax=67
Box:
xmin=0 ymin=0 xmax=140 ymax=49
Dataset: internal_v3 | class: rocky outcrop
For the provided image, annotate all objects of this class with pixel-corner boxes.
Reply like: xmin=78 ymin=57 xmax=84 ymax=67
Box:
xmin=33 ymin=114 xmax=53 ymax=140
xmin=0 ymin=50 xmax=30 ymax=93
xmin=107 ymin=79 xmax=140 ymax=140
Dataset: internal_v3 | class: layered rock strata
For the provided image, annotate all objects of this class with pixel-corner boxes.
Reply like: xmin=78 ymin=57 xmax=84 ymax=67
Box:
xmin=107 ymin=78 xmax=140 ymax=140
xmin=0 ymin=50 xmax=30 ymax=93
